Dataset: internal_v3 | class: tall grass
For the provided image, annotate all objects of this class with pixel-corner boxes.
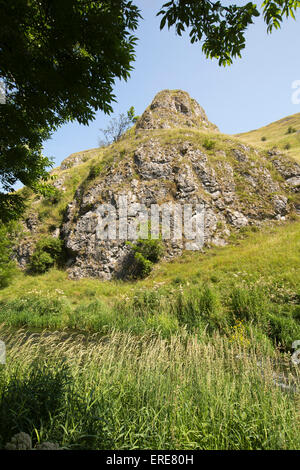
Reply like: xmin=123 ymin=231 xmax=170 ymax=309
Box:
xmin=0 ymin=281 xmax=299 ymax=349
xmin=0 ymin=325 xmax=298 ymax=450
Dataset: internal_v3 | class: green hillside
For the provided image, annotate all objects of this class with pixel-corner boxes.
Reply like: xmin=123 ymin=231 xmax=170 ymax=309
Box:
xmin=236 ymin=113 xmax=300 ymax=163
xmin=0 ymin=96 xmax=299 ymax=450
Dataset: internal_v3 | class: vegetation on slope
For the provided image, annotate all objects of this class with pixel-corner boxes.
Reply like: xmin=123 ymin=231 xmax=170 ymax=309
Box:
xmin=1 ymin=107 xmax=300 ymax=450
xmin=1 ymin=219 xmax=299 ymax=350
xmin=236 ymin=113 xmax=300 ymax=163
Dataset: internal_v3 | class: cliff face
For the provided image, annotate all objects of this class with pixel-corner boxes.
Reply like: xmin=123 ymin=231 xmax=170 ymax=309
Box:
xmin=135 ymin=89 xmax=219 ymax=132
xmin=16 ymin=90 xmax=300 ymax=279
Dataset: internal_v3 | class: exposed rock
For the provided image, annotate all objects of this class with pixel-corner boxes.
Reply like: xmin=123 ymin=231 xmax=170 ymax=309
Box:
xmin=226 ymin=210 xmax=248 ymax=228
xmin=5 ymin=432 xmax=61 ymax=450
xmin=15 ymin=90 xmax=300 ymax=280
xmin=286 ymin=176 xmax=300 ymax=192
xmin=136 ymin=89 xmax=219 ymax=132
xmin=60 ymin=148 xmax=100 ymax=170
xmin=15 ymin=239 xmax=34 ymax=269
xmin=5 ymin=432 xmax=32 ymax=450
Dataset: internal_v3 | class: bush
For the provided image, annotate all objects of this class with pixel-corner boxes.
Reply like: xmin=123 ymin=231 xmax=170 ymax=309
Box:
xmin=29 ymin=237 xmax=63 ymax=274
xmin=287 ymin=126 xmax=296 ymax=134
xmin=88 ymin=163 xmax=103 ymax=180
xmin=202 ymin=138 xmax=215 ymax=150
xmin=126 ymin=238 xmax=164 ymax=279
xmin=132 ymin=252 xmax=153 ymax=279
xmin=284 ymin=142 xmax=291 ymax=150
xmin=30 ymin=251 xmax=54 ymax=274
xmin=0 ymin=222 xmax=19 ymax=289
xmin=261 ymin=136 xmax=267 ymax=141
xmin=131 ymin=238 xmax=164 ymax=263
xmin=43 ymin=187 xmax=63 ymax=205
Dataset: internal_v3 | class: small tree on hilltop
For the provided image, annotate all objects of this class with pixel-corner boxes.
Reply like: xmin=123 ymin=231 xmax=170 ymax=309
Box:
xmin=99 ymin=106 xmax=138 ymax=146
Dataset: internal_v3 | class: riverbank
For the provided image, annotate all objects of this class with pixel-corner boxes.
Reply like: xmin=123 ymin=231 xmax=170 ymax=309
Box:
xmin=0 ymin=325 xmax=299 ymax=450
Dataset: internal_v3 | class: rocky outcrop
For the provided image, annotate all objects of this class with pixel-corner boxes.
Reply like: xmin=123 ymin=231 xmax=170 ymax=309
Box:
xmin=4 ymin=432 xmax=60 ymax=450
xmin=60 ymin=148 xmax=100 ymax=171
xmin=16 ymin=90 xmax=300 ymax=279
xmin=136 ymin=89 xmax=219 ymax=132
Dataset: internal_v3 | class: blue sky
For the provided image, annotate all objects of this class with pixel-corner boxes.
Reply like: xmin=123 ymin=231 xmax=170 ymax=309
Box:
xmin=43 ymin=1 xmax=300 ymax=168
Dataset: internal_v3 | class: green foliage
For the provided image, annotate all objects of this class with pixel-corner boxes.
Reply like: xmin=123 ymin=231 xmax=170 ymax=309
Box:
xmin=0 ymin=295 xmax=71 ymax=329
xmin=127 ymin=238 xmax=164 ymax=279
xmin=30 ymin=251 xmax=55 ymax=275
xmin=0 ymin=1 xmax=141 ymax=218
xmin=171 ymin=285 xmax=223 ymax=331
xmin=43 ymin=187 xmax=63 ymax=205
xmin=0 ymin=222 xmax=19 ymax=288
xmin=0 ymin=327 xmax=299 ymax=450
xmin=230 ymin=287 xmax=268 ymax=324
xmin=132 ymin=252 xmax=153 ymax=279
xmin=88 ymin=163 xmax=103 ymax=180
xmin=0 ymin=359 xmax=71 ymax=443
xmin=202 ymin=137 xmax=216 ymax=150
xmin=261 ymin=136 xmax=267 ymax=141
xmin=158 ymin=0 xmax=299 ymax=66
xmin=29 ymin=237 xmax=63 ymax=274
xmin=131 ymin=238 xmax=164 ymax=263
xmin=287 ymin=126 xmax=296 ymax=134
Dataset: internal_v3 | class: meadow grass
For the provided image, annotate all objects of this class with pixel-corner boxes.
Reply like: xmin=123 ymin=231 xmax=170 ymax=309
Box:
xmin=0 ymin=220 xmax=299 ymax=349
xmin=0 ymin=325 xmax=299 ymax=450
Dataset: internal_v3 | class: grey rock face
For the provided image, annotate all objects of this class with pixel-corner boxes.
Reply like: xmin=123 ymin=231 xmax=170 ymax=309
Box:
xmin=136 ymin=89 xmax=219 ymax=132
xmin=61 ymin=137 xmax=295 ymax=279
xmin=16 ymin=90 xmax=300 ymax=280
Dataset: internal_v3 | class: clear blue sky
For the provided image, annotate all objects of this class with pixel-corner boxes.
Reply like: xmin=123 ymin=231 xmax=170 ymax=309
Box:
xmin=43 ymin=1 xmax=300 ymax=168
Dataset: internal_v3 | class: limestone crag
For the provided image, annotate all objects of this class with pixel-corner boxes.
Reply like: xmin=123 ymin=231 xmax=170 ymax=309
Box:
xmin=136 ymin=89 xmax=219 ymax=132
xmin=16 ymin=90 xmax=300 ymax=279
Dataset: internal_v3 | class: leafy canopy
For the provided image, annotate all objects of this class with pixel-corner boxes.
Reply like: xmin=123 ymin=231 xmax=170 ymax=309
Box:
xmin=0 ymin=0 xmax=141 ymax=221
xmin=157 ymin=0 xmax=300 ymax=66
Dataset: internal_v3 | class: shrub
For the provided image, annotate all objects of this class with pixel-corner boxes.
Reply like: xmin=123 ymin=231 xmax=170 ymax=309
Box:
xmin=131 ymin=238 xmax=164 ymax=263
xmin=0 ymin=222 xmax=19 ymax=289
xmin=88 ymin=163 xmax=103 ymax=180
xmin=29 ymin=237 xmax=63 ymax=274
xmin=132 ymin=252 xmax=153 ymax=279
xmin=284 ymin=142 xmax=291 ymax=150
xmin=202 ymin=138 xmax=215 ymax=150
xmin=30 ymin=251 xmax=54 ymax=274
xmin=126 ymin=238 xmax=164 ymax=279
xmin=43 ymin=187 xmax=63 ymax=204
xmin=287 ymin=126 xmax=296 ymax=134
xmin=261 ymin=136 xmax=267 ymax=141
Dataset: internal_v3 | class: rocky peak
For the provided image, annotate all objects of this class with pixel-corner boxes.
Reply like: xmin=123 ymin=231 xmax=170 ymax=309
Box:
xmin=136 ymin=89 xmax=219 ymax=132
xmin=15 ymin=89 xmax=300 ymax=280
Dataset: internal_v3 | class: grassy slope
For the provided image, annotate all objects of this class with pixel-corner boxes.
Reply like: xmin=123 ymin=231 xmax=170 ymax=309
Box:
xmin=2 ymin=219 xmax=299 ymax=303
xmin=18 ymin=125 xmax=296 ymax=244
xmin=236 ymin=113 xmax=300 ymax=163
xmin=1 ymin=218 xmax=299 ymax=348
